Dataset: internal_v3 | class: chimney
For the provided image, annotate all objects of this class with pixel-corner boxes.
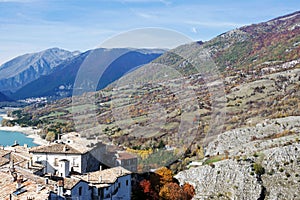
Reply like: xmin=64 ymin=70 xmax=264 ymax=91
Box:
xmin=63 ymin=145 xmax=68 ymax=152
xmin=98 ymin=176 xmax=102 ymax=183
xmin=99 ymin=165 xmax=102 ymax=171
xmin=11 ymin=172 xmax=17 ymax=182
xmin=16 ymin=175 xmax=23 ymax=189
xmin=24 ymin=144 xmax=28 ymax=148
xmin=57 ymin=180 xmax=64 ymax=196
xmin=9 ymin=159 xmax=15 ymax=172
xmin=30 ymin=157 xmax=33 ymax=167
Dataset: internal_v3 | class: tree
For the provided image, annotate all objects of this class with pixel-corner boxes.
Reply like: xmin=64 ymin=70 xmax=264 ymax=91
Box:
xmin=133 ymin=179 xmax=158 ymax=200
xmin=183 ymin=183 xmax=195 ymax=200
xmin=140 ymin=179 xmax=151 ymax=193
xmin=155 ymin=167 xmax=173 ymax=186
xmin=159 ymin=182 xmax=185 ymax=200
xmin=150 ymin=167 xmax=173 ymax=192
xmin=45 ymin=131 xmax=56 ymax=142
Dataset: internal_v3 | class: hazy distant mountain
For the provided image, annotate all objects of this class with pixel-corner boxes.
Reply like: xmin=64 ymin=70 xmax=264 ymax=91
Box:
xmin=0 ymin=91 xmax=11 ymax=102
xmin=0 ymin=48 xmax=78 ymax=93
xmin=10 ymin=48 xmax=164 ymax=100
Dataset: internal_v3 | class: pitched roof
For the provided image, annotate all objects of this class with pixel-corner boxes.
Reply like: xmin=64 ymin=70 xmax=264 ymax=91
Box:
xmin=0 ymin=170 xmax=53 ymax=200
xmin=29 ymin=143 xmax=82 ymax=154
xmin=63 ymin=178 xmax=85 ymax=190
xmin=81 ymin=166 xmax=132 ymax=186
xmin=0 ymin=149 xmax=10 ymax=157
xmin=0 ymin=157 xmax=9 ymax=166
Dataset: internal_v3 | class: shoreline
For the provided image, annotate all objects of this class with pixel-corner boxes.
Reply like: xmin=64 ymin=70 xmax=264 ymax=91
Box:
xmin=0 ymin=126 xmax=48 ymax=146
xmin=0 ymin=114 xmax=48 ymax=146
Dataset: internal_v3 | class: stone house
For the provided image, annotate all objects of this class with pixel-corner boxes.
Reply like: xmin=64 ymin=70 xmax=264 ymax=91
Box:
xmin=77 ymin=166 xmax=132 ymax=200
xmin=29 ymin=141 xmax=106 ymax=175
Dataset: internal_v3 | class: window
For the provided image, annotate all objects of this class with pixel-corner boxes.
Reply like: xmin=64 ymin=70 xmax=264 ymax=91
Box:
xmin=118 ymin=183 xmax=121 ymax=188
xmin=126 ymin=180 xmax=129 ymax=186
xmin=79 ymin=186 xmax=82 ymax=196
xmin=54 ymin=158 xmax=59 ymax=166
xmin=72 ymin=157 xmax=79 ymax=167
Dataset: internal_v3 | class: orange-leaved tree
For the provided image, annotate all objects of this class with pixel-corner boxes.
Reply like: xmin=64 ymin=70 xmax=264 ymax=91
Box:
xmin=155 ymin=167 xmax=173 ymax=186
xmin=159 ymin=182 xmax=195 ymax=200
xmin=159 ymin=182 xmax=185 ymax=200
xmin=183 ymin=183 xmax=195 ymax=200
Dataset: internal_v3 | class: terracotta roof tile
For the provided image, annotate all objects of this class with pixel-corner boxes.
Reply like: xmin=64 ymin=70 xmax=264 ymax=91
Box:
xmin=0 ymin=149 xmax=10 ymax=157
xmin=81 ymin=166 xmax=131 ymax=185
xmin=29 ymin=143 xmax=82 ymax=154
xmin=0 ymin=170 xmax=53 ymax=200
xmin=0 ymin=157 xmax=9 ymax=166
xmin=63 ymin=178 xmax=83 ymax=190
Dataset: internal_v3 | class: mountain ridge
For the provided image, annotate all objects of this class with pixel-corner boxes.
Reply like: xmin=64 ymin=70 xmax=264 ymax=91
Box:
xmin=10 ymin=48 xmax=164 ymax=100
xmin=0 ymin=48 xmax=78 ymax=92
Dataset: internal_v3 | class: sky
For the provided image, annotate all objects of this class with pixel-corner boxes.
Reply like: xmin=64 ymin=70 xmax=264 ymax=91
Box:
xmin=0 ymin=0 xmax=299 ymax=65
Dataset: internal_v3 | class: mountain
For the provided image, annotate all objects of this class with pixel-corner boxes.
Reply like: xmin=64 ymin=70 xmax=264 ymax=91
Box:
xmin=112 ymin=11 xmax=299 ymax=88
xmin=151 ymin=11 xmax=300 ymax=75
xmin=0 ymin=48 xmax=77 ymax=93
xmin=10 ymin=48 xmax=164 ymax=100
xmin=0 ymin=91 xmax=11 ymax=102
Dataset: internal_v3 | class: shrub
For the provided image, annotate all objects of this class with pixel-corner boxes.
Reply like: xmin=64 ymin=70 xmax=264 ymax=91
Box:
xmin=253 ymin=163 xmax=265 ymax=175
xmin=279 ymin=168 xmax=284 ymax=172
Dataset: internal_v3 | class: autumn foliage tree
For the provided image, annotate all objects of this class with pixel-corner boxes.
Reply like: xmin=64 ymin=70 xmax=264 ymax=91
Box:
xmin=159 ymin=182 xmax=195 ymax=200
xmin=152 ymin=167 xmax=173 ymax=188
xmin=133 ymin=167 xmax=195 ymax=200
xmin=140 ymin=179 xmax=151 ymax=193
xmin=159 ymin=182 xmax=184 ymax=199
xmin=133 ymin=179 xmax=158 ymax=200
xmin=183 ymin=183 xmax=195 ymax=200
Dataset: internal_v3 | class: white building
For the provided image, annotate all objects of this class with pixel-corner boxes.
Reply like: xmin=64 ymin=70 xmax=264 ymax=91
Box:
xmin=76 ymin=166 xmax=132 ymax=200
xmin=29 ymin=141 xmax=106 ymax=174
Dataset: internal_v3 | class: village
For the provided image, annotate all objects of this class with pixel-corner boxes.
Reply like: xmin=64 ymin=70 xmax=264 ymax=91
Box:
xmin=0 ymin=131 xmax=138 ymax=200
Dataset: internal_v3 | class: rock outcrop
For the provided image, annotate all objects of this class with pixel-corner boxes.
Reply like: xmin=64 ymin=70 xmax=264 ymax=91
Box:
xmin=176 ymin=116 xmax=300 ymax=200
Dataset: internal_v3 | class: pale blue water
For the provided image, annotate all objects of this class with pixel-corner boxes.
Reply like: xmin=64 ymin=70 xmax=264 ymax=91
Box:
xmin=0 ymin=116 xmax=38 ymax=147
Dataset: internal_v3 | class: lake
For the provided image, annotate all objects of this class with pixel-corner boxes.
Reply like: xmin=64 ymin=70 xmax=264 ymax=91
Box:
xmin=0 ymin=115 xmax=38 ymax=147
